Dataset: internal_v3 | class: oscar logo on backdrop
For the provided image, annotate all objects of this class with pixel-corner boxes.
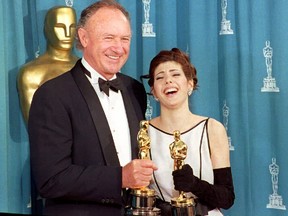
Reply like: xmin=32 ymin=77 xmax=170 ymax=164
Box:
xmin=261 ymin=40 xmax=280 ymax=92
xmin=17 ymin=5 xmax=78 ymax=123
xmin=222 ymin=100 xmax=234 ymax=151
xmin=65 ymin=0 xmax=73 ymax=7
xmin=142 ymin=0 xmax=156 ymax=37
xmin=266 ymin=158 xmax=286 ymax=210
xmin=219 ymin=0 xmax=234 ymax=35
xmin=145 ymin=98 xmax=153 ymax=120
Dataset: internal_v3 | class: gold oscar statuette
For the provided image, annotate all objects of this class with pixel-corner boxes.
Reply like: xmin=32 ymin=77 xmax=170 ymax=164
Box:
xmin=126 ymin=120 xmax=160 ymax=216
xmin=17 ymin=6 xmax=79 ymax=124
xmin=169 ymin=130 xmax=195 ymax=216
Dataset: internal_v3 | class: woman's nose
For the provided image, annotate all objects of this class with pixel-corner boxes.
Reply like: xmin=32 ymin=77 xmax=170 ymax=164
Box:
xmin=165 ymin=78 xmax=172 ymax=84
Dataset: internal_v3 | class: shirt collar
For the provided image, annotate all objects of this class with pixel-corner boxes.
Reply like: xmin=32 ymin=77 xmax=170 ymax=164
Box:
xmin=81 ymin=58 xmax=117 ymax=84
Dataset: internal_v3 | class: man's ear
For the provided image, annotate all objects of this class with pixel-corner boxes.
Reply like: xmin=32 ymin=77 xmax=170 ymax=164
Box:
xmin=77 ymin=28 xmax=88 ymax=48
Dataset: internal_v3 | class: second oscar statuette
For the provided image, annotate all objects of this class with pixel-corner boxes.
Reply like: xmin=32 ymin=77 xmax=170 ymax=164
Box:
xmin=126 ymin=120 xmax=160 ymax=216
xmin=169 ymin=130 xmax=196 ymax=216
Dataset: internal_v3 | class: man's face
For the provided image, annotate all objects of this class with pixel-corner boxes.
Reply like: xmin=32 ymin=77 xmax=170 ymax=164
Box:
xmin=78 ymin=7 xmax=131 ymax=79
xmin=46 ymin=8 xmax=76 ymax=50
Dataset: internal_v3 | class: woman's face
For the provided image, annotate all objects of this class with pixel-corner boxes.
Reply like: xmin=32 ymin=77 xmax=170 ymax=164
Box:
xmin=152 ymin=61 xmax=193 ymax=108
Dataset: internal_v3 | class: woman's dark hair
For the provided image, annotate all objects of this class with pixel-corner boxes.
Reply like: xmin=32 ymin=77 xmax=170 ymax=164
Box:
xmin=148 ymin=48 xmax=198 ymax=90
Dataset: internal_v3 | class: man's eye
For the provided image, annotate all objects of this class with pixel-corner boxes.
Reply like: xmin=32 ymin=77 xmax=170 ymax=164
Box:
xmin=122 ymin=37 xmax=131 ymax=43
xmin=173 ymin=73 xmax=181 ymax=77
xmin=155 ymin=76 xmax=163 ymax=80
xmin=104 ymin=36 xmax=113 ymax=40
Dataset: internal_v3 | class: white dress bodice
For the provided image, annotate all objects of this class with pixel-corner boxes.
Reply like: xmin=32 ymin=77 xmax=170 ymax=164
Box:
xmin=149 ymin=119 xmax=223 ymax=216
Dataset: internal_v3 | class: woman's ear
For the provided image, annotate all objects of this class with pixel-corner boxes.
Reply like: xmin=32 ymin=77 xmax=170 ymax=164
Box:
xmin=188 ymin=80 xmax=194 ymax=90
xmin=150 ymin=87 xmax=155 ymax=97
xmin=151 ymin=88 xmax=159 ymax=101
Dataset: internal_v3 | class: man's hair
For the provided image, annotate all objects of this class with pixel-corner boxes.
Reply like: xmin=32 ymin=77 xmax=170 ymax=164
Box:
xmin=75 ymin=0 xmax=131 ymax=50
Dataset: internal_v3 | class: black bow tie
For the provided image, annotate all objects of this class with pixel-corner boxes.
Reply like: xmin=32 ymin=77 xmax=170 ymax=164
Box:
xmin=98 ymin=77 xmax=121 ymax=96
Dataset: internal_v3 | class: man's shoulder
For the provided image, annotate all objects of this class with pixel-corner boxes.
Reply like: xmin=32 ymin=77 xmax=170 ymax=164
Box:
xmin=117 ymin=73 xmax=143 ymax=86
xmin=117 ymin=72 xmax=136 ymax=80
xmin=34 ymin=71 xmax=74 ymax=96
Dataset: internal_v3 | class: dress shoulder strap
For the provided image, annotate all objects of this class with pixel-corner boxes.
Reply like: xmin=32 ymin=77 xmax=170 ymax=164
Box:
xmin=199 ymin=118 xmax=210 ymax=180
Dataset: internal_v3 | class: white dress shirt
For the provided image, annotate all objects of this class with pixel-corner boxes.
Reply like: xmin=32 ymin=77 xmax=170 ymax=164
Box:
xmin=81 ymin=58 xmax=131 ymax=166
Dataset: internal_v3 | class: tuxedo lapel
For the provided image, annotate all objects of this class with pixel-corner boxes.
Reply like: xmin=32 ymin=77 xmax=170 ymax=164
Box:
xmin=71 ymin=60 xmax=120 ymax=166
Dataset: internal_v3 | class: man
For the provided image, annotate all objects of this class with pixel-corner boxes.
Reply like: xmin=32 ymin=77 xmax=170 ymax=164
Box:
xmin=18 ymin=6 xmax=78 ymax=123
xmin=28 ymin=1 xmax=157 ymax=215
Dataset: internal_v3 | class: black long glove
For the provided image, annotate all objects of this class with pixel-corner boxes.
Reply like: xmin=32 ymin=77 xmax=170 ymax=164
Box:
xmin=172 ymin=164 xmax=235 ymax=209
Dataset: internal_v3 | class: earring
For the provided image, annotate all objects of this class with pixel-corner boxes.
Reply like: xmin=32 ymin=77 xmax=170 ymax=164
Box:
xmin=188 ymin=89 xmax=193 ymax=96
xmin=154 ymin=96 xmax=159 ymax=102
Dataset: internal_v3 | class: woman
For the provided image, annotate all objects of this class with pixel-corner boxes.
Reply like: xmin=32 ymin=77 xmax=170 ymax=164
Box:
xmin=147 ymin=48 xmax=235 ymax=215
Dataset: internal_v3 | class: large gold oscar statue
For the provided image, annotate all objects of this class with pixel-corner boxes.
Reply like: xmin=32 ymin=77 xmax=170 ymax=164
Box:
xmin=126 ymin=120 xmax=161 ymax=215
xmin=169 ymin=130 xmax=195 ymax=216
xmin=17 ymin=6 xmax=78 ymax=123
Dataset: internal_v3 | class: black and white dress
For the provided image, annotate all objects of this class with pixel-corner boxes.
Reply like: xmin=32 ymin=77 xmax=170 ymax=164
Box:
xmin=149 ymin=119 xmax=223 ymax=216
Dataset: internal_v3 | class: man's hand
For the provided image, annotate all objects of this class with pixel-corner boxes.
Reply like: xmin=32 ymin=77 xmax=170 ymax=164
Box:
xmin=122 ymin=159 xmax=158 ymax=188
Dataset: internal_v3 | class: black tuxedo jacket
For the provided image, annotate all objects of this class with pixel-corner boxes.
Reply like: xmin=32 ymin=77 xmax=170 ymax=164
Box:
xmin=28 ymin=60 xmax=147 ymax=216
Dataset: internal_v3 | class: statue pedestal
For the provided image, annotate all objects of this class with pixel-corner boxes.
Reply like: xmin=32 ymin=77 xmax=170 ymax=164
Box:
xmin=142 ymin=23 xmax=156 ymax=37
xmin=126 ymin=188 xmax=161 ymax=215
xmin=267 ymin=194 xmax=286 ymax=210
xmin=261 ymin=77 xmax=279 ymax=92
xmin=171 ymin=195 xmax=195 ymax=216
xmin=219 ymin=20 xmax=234 ymax=35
